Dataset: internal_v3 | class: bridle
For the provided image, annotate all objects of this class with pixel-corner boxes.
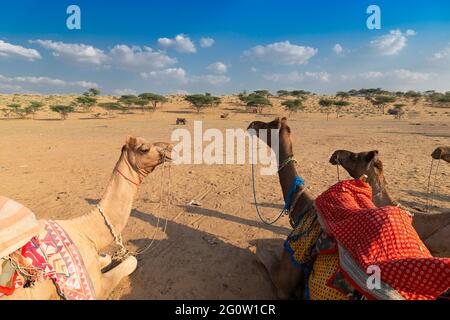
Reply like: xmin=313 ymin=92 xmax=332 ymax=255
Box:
xmin=97 ymin=148 xmax=172 ymax=261
xmin=115 ymin=168 xmax=141 ymax=187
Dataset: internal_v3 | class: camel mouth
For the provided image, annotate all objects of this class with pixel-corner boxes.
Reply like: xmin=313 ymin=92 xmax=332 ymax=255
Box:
xmin=162 ymin=152 xmax=173 ymax=162
xmin=329 ymin=154 xmax=339 ymax=165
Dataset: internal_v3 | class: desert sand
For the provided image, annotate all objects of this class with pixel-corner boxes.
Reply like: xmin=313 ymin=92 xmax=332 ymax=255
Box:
xmin=0 ymin=94 xmax=449 ymax=299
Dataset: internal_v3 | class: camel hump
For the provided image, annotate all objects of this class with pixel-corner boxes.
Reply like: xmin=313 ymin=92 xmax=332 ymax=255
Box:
xmin=0 ymin=196 xmax=43 ymax=259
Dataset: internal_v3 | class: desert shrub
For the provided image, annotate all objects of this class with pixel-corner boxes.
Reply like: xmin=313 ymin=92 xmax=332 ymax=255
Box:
xmin=185 ymin=94 xmax=221 ymax=113
xmin=246 ymin=94 xmax=272 ymax=114
xmin=76 ymin=88 xmax=100 ymax=112
xmin=25 ymin=101 xmax=44 ymax=119
xmin=6 ymin=103 xmax=26 ymax=118
xmin=138 ymin=93 xmax=169 ymax=111
xmin=371 ymin=95 xmax=396 ymax=114
xmin=282 ymin=99 xmax=304 ymax=116
xmin=99 ymin=102 xmax=124 ymax=117
xmin=50 ymin=105 xmax=75 ymax=120
xmin=319 ymin=99 xmax=334 ymax=120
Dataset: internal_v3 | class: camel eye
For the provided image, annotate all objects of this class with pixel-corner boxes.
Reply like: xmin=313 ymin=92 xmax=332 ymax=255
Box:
xmin=139 ymin=146 xmax=150 ymax=153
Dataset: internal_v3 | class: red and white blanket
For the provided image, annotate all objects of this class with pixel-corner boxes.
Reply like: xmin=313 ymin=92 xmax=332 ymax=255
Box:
xmin=315 ymin=179 xmax=450 ymax=300
xmin=0 ymin=220 xmax=95 ymax=300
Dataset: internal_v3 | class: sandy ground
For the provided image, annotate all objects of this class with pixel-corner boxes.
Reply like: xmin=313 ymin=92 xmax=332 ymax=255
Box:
xmin=0 ymin=95 xmax=449 ymax=299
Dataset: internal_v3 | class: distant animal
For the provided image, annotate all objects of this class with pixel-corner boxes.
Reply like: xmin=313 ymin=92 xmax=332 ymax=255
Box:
xmin=220 ymin=113 xmax=229 ymax=119
xmin=176 ymin=118 xmax=187 ymax=125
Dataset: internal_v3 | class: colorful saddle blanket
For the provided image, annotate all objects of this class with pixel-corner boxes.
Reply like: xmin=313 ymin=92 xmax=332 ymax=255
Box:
xmin=315 ymin=179 xmax=450 ymax=300
xmin=0 ymin=220 xmax=95 ymax=300
xmin=285 ymin=207 xmax=358 ymax=300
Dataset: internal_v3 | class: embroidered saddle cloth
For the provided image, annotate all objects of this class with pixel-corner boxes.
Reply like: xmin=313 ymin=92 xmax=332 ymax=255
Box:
xmin=315 ymin=179 xmax=450 ymax=300
xmin=0 ymin=220 xmax=96 ymax=300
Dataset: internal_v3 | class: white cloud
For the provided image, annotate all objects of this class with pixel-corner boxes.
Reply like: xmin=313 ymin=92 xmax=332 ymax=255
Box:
xmin=141 ymin=68 xmax=230 ymax=86
xmin=264 ymin=71 xmax=330 ymax=83
xmin=110 ymin=45 xmax=177 ymax=72
xmin=207 ymin=62 xmax=228 ymax=74
xmin=0 ymin=74 xmax=98 ymax=93
xmin=141 ymin=68 xmax=188 ymax=84
xmin=369 ymin=29 xmax=416 ymax=56
xmin=113 ymin=88 xmax=137 ymax=96
xmin=190 ymin=74 xmax=230 ymax=86
xmin=340 ymin=69 xmax=434 ymax=82
xmin=0 ymin=40 xmax=41 ymax=61
xmin=333 ymin=43 xmax=343 ymax=55
xmin=250 ymin=67 xmax=258 ymax=72
xmin=29 ymin=40 xmax=178 ymax=72
xmin=200 ymin=37 xmax=215 ymax=48
xmin=243 ymin=41 xmax=318 ymax=65
xmin=430 ymin=44 xmax=450 ymax=61
xmin=30 ymin=39 xmax=108 ymax=64
xmin=0 ymin=83 xmax=23 ymax=91
xmin=157 ymin=34 xmax=196 ymax=53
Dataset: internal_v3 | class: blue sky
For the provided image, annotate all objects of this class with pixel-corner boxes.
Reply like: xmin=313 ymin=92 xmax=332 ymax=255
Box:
xmin=0 ymin=0 xmax=449 ymax=95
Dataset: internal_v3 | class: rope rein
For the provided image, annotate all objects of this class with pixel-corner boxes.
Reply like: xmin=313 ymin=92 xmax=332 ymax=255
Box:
xmin=97 ymin=154 xmax=172 ymax=261
xmin=250 ymin=138 xmax=304 ymax=226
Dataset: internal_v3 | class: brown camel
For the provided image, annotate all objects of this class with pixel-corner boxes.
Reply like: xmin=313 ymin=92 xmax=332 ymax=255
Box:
xmin=248 ymin=117 xmax=314 ymax=299
xmin=432 ymin=146 xmax=450 ymax=163
xmin=329 ymin=150 xmax=450 ymax=258
xmin=2 ymin=136 xmax=173 ymax=300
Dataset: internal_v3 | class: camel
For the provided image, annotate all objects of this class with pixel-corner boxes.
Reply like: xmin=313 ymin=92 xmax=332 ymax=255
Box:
xmin=1 ymin=136 xmax=173 ymax=300
xmin=329 ymin=150 xmax=450 ymax=258
xmin=432 ymin=146 xmax=450 ymax=163
xmin=247 ymin=117 xmax=316 ymax=299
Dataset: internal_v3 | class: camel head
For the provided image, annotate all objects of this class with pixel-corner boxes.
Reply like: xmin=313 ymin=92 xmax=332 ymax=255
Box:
xmin=247 ymin=117 xmax=291 ymax=149
xmin=329 ymin=150 xmax=384 ymax=180
xmin=122 ymin=136 xmax=173 ymax=175
xmin=431 ymin=146 xmax=450 ymax=163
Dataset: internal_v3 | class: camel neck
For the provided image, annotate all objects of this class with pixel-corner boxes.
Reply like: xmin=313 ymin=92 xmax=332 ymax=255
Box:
xmin=277 ymin=133 xmax=314 ymax=222
xmin=367 ymin=173 xmax=394 ymax=207
xmin=68 ymin=151 xmax=141 ymax=251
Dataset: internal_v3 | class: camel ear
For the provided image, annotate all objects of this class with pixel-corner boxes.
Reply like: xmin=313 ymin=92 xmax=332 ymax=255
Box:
xmin=365 ymin=150 xmax=379 ymax=162
xmin=126 ymin=135 xmax=137 ymax=150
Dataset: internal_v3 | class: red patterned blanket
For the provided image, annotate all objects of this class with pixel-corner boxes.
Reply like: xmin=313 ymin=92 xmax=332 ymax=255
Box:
xmin=0 ymin=220 xmax=95 ymax=300
xmin=315 ymin=179 xmax=450 ymax=300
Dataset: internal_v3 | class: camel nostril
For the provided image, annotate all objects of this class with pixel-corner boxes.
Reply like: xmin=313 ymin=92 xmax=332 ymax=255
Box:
xmin=329 ymin=154 xmax=338 ymax=165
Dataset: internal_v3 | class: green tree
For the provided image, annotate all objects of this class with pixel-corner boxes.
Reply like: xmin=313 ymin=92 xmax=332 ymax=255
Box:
xmin=118 ymin=95 xmax=140 ymax=110
xmin=50 ymin=105 xmax=75 ymax=120
xmin=7 ymin=103 xmax=25 ymax=119
xmin=87 ymin=88 xmax=101 ymax=96
xmin=246 ymin=94 xmax=272 ymax=114
xmin=238 ymin=93 xmax=250 ymax=105
xmin=138 ymin=93 xmax=169 ymax=111
xmin=372 ymin=95 xmax=396 ymax=114
xmin=25 ymin=101 xmax=44 ymax=119
xmin=333 ymin=100 xmax=351 ymax=118
xmin=134 ymin=98 xmax=150 ymax=112
xmin=277 ymin=90 xmax=290 ymax=97
xmin=319 ymin=99 xmax=335 ymax=120
xmin=76 ymin=88 xmax=100 ymax=112
xmin=76 ymin=95 xmax=97 ymax=112
xmin=99 ymin=102 xmax=124 ymax=118
xmin=336 ymin=91 xmax=350 ymax=99
xmin=282 ymin=99 xmax=304 ymax=116
xmin=185 ymin=94 xmax=214 ymax=113
xmin=254 ymin=90 xmax=270 ymax=97
xmin=291 ymin=90 xmax=310 ymax=97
